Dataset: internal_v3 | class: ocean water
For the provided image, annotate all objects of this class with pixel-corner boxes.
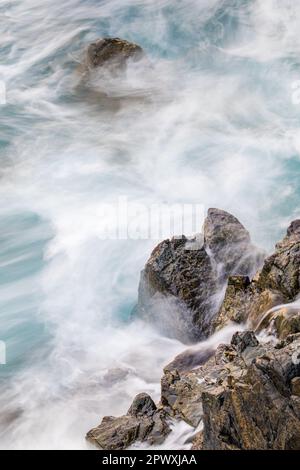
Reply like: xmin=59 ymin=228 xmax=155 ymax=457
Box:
xmin=0 ymin=0 xmax=300 ymax=449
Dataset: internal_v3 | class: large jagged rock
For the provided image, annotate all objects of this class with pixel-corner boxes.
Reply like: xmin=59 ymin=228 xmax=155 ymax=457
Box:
xmin=201 ymin=333 xmax=300 ymax=449
xmin=137 ymin=236 xmax=218 ymax=342
xmin=212 ymin=275 xmax=284 ymax=333
xmin=136 ymin=209 xmax=264 ymax=342
xmin=86 ymin=37 xmax=144 ymax=70
xmin=257 ymin=219 xmax=300 ymax=298
xmin=86 ymin=393 xmax=170 ymax=450
xmin=204 ymin=208 xmax=262 ymax=279
xmin=161 ymin=331 xmax=300 ymax=449
xmin=213 ymin=219 xmax=300 ymax=334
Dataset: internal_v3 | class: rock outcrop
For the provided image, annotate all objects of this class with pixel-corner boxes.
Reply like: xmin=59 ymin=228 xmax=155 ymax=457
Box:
xmin=257 ymin=219 xmax=300 ymax=299
xmin=256 ymin=306 xmax=300 ymax=340
xmin=87 ymin=393 xmax=170 ymax=450
xmin=203 ymin=208 xmax=261 ymax=279
xmin=161 ymin=331 xmax=300 ymax=449
xmin=198 ymin=331 xmax=300 ymax=450
xmin=136 ymin=235 xmax=218 ymax=342
xmin=136 ymin=209 xmax=264 ymax=342
xmin=213 ymin=219 xmax=300 ymax=333
xmin=212 ymin=276 xmax=285 ymax=332
xmin=86 ymin=38 xmax=144 ymax=70
xmin=87 ymin=331 xmax=300 ymax=450
xmin=87 ymin=212 xmax=300 ymax=450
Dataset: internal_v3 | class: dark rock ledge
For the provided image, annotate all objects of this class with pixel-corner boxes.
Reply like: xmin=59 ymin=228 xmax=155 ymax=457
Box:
xmin=87 ymin=209 xmax=300 ymax=450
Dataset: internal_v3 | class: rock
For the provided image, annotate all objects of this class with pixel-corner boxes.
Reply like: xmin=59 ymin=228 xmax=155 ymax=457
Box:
xmin=86 ymin=38 xmax=144 ymax=70
xmin=200 ymin=336 xmax=300 ymax=450
xmin=275 ymin=332 xmax=300 ymax=349
xmin=86 ymin=393 xmax=170 ymax=450
xmin=102 ymin=368 xmax=130 ymax=386
xmin=87 ymin=415 xmax=141 ymax=450
xmin=291 ymin=377 xmax=300 ymax=397
xmin=212 ymin=276 xmax=251 ymax=330
xmin=213 ymin=280 xmax=284 ymax=333
xmin=213 ymin=220 xmax=300 ymax=334
xmin=128 ymin=393 xmax=156 ymax=417
xmin=256 ymin=307 xmax=300 ymax=339
xmin=88 ymin=216 xmax=300 ymax=450
xmin=231 ymin=330 xmax=259 ymax=353
xmin=161 ymin=368 xmax=204 ymax=427
xmin=204 ymin=209 xmax=263 ymax=279
xmin=136 ymin=209 xmax=264 ymax=342
xmin=161 ymin=331 xmax=300 ymax=450
xmin=191 ymin=431 xmax=204 ymax=450
xmin=137 ymin=235 xmax=218 ymax=342
xmin=257 ymin=219 xmax=300 ymax=299
xmin=164 ymin=347 xmax=215 ymax=373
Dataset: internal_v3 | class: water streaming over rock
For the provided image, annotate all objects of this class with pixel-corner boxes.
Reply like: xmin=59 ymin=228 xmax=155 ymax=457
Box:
xmin=0 ymin=0 xmax=300 ymax=449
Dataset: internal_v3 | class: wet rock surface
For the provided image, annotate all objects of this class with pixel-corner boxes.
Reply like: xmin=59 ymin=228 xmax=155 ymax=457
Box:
xmin=136 ymin=209 xmax=264 ymax=342
xmin=256 ymin=306 xmax=300 ymax=339
xmin=203 ymin=208 xmax=262 ymax=278
xmin=88 ymin=332 xmax=300 ymax=450
xmin=257 ymin=219 xmax=300 ymax=299
xmin=212 ymin=277 xmax=285 ymax=333
xmin=162 ymin=331 xmax=300 ymax=450
xmin=86 ymin=37 xmax=144 ymax=70
xmin=86 ymin=393 xmax=170 ymax=449
xmin=213 ymin=219 xmax=300 ymax=333
xmin=164 ymin=346 xmax=215 ymax=374
xmin=88 ymin=212 xmax=300 ymax=450
xmin=136 ymin=236 xmax=218 ymax=342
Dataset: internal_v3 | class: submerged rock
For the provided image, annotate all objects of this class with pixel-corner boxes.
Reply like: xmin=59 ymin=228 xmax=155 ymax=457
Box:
xmin=86 ymin=393 xmax=170 ymax=450
xmin=76 ymin=37 xmax=148 ymax=113
xmin=136 ymin=209 xmax=264 ymax=342
xmin=102 ymin=367 xmax=130 ymax=386
xmin=164 ymin=347 xmax=215 ymax=373
xmin=86 ymin=38 xmax=144 ymax=70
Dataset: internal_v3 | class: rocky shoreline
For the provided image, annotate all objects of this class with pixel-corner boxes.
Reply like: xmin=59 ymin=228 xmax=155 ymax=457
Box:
xmin=87 ymin=207 xmax=300 ymax=450
xmin=82 ymin=38 xmax=300 ymax=451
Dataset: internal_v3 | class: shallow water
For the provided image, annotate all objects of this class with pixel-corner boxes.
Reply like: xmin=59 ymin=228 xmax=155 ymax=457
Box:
xmin=0 ymin=0 xmax=300 ymax=449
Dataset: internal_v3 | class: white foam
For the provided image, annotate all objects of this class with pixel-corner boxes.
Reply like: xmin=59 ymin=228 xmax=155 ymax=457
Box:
xmin=0 ymin=0 xmax=300 ymax=449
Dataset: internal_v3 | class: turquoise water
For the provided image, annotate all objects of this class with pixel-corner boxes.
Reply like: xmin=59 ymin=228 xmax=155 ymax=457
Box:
xmin=0 ymin=213 xmax=52 ymax=377
xmin=0 ymin=0 xmax=300 ymax=449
